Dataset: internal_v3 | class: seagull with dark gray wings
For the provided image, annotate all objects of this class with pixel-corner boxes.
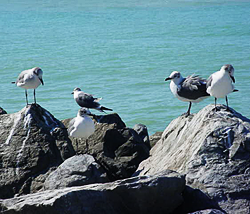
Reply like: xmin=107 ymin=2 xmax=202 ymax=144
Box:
xmin=165 ymin=71 xmax=209 ymax=116
xmin=72 ymin=87 xmax=113 ymax=113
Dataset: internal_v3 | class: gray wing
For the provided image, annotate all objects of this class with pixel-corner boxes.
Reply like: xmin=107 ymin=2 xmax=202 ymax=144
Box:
xmin=15 ymin=70 xmax=27 ymax=84
xmin=206 ymin=75 xmax=213 ymax=88
xmin=76 ymin=93 xmax=100 ymax=108
xmin=67 ymin=118 xmax=76 ymax=135
xmin=178 ymin=75 xmax=209 ymax=100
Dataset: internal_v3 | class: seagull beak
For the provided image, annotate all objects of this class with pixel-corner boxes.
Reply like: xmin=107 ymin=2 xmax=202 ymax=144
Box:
xmin=39 ymin=78 xmax=44 ymax=85
xmin=71 ymin=92 xmax=74 ymax=94
xmin=165 ymin=77 xmax=172 ymax=81
xmin=230 ymin=75 xmax=235 ymax=83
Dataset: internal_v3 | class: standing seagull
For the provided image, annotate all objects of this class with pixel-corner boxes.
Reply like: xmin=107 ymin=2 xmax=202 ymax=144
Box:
xmin=206 ymin=64 xmax=237 ymax=111
xmin=165 ymin=71 xmax=209 ymax=116
xmin=12 ymin=67 xmax=44 ymax=105
xmin=68 ymin=107 xmax=95 ymax=138
xmin=72 ymin=87 xmax=113 ymax=113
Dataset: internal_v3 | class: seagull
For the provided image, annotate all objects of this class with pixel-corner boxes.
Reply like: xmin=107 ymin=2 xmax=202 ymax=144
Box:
xmin=206 ymin=64 xmax=237 ymax=110
xmin=12 ymin=67 xmax=44 ymax=105
xmin=68 ymin=107 xmax=95 ymax=138
xmin=165 ymin=71 xmax=209 ymax=116
xmin=72 ymin=87 xmax=113 ymax=113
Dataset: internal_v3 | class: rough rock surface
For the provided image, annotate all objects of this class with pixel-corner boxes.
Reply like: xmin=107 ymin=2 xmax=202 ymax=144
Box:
xmin=133 ymin=124 xmax=150 ymax=149
xmin=0 ymin=107 xmax=7 ymax=115
xmin=0 ymin=104 xmax=75 ymax=199
xmin=0 ymin=170 xmax=185 ymax=214
xmin=44 ymin=154 xmax=109 ymax=190
xmin=62 ymin=114 xmax=150 ymax=181
xmin=189 ymin=209 xmax=225 ymax=214
xmin=149 ymin=131 xmax=163 ymax=148
xmin=136 ymin=104 xmax=250 ymax=214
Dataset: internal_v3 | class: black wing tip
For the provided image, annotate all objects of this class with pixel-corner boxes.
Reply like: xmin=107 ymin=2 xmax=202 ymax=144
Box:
xmin=100 ymin=106 xmax=113 ymax=111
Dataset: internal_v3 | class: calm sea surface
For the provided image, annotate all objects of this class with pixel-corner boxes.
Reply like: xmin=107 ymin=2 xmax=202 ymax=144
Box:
xmin=1 ymin=0 xmax=250 ymax=135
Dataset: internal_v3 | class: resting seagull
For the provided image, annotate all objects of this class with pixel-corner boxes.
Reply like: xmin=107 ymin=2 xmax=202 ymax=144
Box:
xmin=206 ymin=64 xmax=237 ymax=111
xmin=165 ymin=71 xmax=209 ymax=116
xmin=12 ymin=67 xmax=44 ymax=105
xmin=68 ymin=107 xmax=95 ymax=138
xmin=72 ymin=88 xmax=113 ymax=113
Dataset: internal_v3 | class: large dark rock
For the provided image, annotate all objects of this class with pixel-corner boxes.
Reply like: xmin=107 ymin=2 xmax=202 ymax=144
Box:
xmin=136 ymin=104 xmax=250 ymax=214
xmin=133 ymin=124 xmax=150 ymax=149
xmin=44 ymin=154 xmax=109 ymax=190
xmin=0 ymin=107 xmax=7 ymax=115
xmin=0 ymin=170 xmax=185 ymax=214
xmin=0 ymin=104 xmax=75 ymax=199
xmin=62 ymin=114 xmax=150 ymax=181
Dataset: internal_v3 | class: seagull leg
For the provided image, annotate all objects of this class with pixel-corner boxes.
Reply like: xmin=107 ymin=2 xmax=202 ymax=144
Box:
xmin=25 ymin=89 xmax=28 ymax=106
xmin=182 ymin=102 xmax=192 ymax=117
xmin=75 ymin=139 xmax=78 ymax=153
xmin=34 ymin=89 xmax=36 ymax=104
xmin=187 ymin=102 xmax=192 ymax=116
xmin=86 ymin=138 xmax=89 ymax=152
xmin=225 ymin=96 xmax=229 ymax=110
xmin=214 ymin=98 xmax=218 ymax=111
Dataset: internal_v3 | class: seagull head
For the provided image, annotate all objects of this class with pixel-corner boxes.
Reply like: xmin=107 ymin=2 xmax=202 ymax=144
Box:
xmin=165 ymin=71 xmax=183 ymax=84
xmin=71 ymin=87 xmax=82 ymax=94
xmin=221 ymin=64 xmax=235 ymax=83
xmin=33 ymin=67 xmax=44 ymax=85
xmin=78 ymin=107 xmax=92 ymax=117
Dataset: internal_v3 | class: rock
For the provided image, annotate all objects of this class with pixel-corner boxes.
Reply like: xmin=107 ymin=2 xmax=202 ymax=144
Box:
xmin=44 ymin=154 xmax=109 ymax=190
xmin=0 ymin=107 xmax=7 ymax=115
xmin=62 ymin=113 xmax=150 ymax=181
xmin=188 ymin=209 xmax=225 ymax=214
xmin=136 ymin=104 xmax=250 ymax=214
xmin=149 ymin=131 xmax=163 ymax=148
xmin=0 ymin=104 xmax=75 ymax=199
xmin=133 ymin=124 xmax=150 ymax=149
xmin=0 ymin=170 xmax=185 ymax=214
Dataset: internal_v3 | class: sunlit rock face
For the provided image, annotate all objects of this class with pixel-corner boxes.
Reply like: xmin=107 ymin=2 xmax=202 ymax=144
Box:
xmin=0 ymin=104 xmax=75 ymax=199
xmin=136 ymin=104 xmax=250 ymax=214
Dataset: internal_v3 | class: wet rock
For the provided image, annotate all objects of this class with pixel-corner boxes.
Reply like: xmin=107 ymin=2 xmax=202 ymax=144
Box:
xmin=0 ymin=170 xmax=185 ymax=214
xmin=44 ymin=154 xmax=109 ymax=190
xmin=136 ymin=104 xmax=250 ymax=214
xmin=0 ymin=104 xmax=75 ymax=199
xmin=62 ymin=114 xmax=150 ymax=181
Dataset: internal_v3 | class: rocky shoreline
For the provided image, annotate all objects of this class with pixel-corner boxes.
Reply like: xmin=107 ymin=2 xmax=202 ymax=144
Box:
xmin=0 ymin=104 xmax=249 ymax=214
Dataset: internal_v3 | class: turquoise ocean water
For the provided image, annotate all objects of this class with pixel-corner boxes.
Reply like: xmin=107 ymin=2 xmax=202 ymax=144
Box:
xmin=1 ymin=0 xmax=250 ymax=135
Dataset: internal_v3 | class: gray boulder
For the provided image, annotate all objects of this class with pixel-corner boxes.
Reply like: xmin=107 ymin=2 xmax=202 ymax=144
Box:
xmin=0 ymin=104 xmax=75 ymax=199
xmin=136 ymin=104 xmax=250 ymax=214
xmin=44 ymin=154 xmax=109 ymax=190
xmin=189 ymin=209 xmax=225 ymax=214
xmin=62 ymin=114 xmax=150 ymax=181
xmin=0 ymin=170 xmax=185 ymax=214
xmin=149 ymin=131 xmax=163 ymax=148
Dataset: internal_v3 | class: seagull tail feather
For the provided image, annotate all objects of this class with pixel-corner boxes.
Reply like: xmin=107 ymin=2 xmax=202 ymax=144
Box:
xmin=100 ymin=106 xmax=113 ymax=112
